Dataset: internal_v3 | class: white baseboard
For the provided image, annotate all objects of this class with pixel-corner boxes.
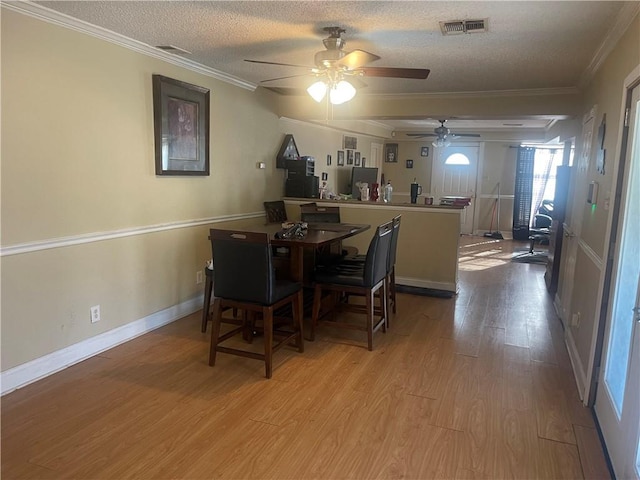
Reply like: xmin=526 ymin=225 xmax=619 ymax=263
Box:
xmin=565 ymin=329 xmax=587 ymax=403
xmin=1 ymin=295 xmax=203 ymax=396
xmin=396 ymin=276 xmax=457 ymax=294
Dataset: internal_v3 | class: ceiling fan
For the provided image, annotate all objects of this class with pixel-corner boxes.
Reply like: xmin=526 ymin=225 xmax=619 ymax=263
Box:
xmin=406 ymin=119 xmax=481 ymax=147
xmin=245 ymin=27 xmax=430 ymax=104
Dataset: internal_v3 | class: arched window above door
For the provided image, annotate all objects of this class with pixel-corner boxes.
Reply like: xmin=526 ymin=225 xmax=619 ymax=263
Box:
xmin=444 ymin=153 xmax=470 ymax=165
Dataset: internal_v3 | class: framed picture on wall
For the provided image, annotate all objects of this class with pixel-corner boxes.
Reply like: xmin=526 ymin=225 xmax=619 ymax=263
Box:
xmin=347 ymin=150 xmax=354 ymax=165
xmin=421 ymin=146 xmax=429 ymax=157
xmin=327 ymin=154 xmax=332 ymax=166
xmin=354 ymin=151 xmax=361 ymax=166
xmin=337 ymin=150 xmax=345 ymax=166
xmin=343 ymin=135 xmax=357 ymax=150
xmin=385 ymin=143 xmax=398 ymax=162
xmin=152 ymin=75 xmax=210 ymax=176
xmin=406 ymin=159 xmax=413 ymax=169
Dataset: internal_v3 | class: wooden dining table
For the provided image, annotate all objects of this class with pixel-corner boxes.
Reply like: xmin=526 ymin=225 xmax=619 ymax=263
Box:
xmin=217 ymin=222 xmax=370 ymax=283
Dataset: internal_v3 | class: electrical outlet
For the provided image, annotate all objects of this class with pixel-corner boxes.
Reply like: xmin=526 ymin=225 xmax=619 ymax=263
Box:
xmin=90 ymin=305 xmax=101 ymax=323
xmin=196 ymin=270 xmax=203 ymax=285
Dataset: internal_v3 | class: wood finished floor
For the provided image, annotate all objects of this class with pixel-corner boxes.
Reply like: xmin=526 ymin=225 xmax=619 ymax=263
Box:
xmin=2 ymin=237 xmax=612 ymax=479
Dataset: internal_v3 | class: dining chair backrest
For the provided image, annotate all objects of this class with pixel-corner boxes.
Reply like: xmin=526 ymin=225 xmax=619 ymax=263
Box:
xmin=209 ymin=229 xmax=276 ymax=305
xmin=300 ymin=205 xmax=341 ymax=223
xmin=388 ymin=215 xmax=402 ymax=272
xmin=363 ymin=220 xmax=394 ymax=287
xmin=263 ymin=200 xmax=287 ymax=224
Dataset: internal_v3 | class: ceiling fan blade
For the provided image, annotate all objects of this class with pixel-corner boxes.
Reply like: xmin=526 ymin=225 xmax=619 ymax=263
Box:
xmin=451 ymin=133 xmax=481 ymax=137
xmin=337 ymin=49 xmax=380 ymax=70
xmin=406 ymin=133 xmax=436 ymax=138
xmin=260 ymin=73 xmax=312 ymax=83
xmin=244 ymin=59 xmax=313 ymax=69
xmin=348 ymin=76 xmax=368 ymax=89
xmin=262 ymin=86 xmax=307 ymax=96
xmin=360 ymin=67 xmax=430 ymax=79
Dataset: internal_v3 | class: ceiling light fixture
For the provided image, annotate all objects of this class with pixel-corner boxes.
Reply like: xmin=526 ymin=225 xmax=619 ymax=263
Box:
xmin=307 ymin=78 xmax=356 ymax=105
xmin=432 ymin=137 xmax=451 ymax=148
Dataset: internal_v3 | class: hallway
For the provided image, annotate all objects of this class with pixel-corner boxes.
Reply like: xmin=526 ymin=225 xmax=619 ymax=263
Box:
xmin=1 ymin=237 xmax=612 ymax=479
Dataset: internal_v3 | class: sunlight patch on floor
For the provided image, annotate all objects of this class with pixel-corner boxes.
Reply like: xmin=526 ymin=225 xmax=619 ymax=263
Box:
xmin=458 ymin=237 xmax=513 ymax=271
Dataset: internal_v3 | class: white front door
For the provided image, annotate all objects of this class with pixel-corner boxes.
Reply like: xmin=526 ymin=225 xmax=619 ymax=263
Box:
xmin=595 ymin=80 xmax=640 ymax=480
xmin=431 ymin=144 xmax=479 ymax=234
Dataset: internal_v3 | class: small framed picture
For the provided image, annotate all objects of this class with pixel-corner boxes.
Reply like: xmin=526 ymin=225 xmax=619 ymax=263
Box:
xmin=421 ymin=146 xmax=429 ymax=157
xmin=321 ymin=172 xmax=328 ymax=181
xmin=326 ymin=154 xmax=332 ymax=166
xmin=347 ymin=150 xmax=354 ymax=165
xmin=337 ymin=150 xmax=345 ymax=166
xmin=406 ymin=159 xmax=413 ymax=169
xmin=354 ymin=151 xmax=361 ymax=166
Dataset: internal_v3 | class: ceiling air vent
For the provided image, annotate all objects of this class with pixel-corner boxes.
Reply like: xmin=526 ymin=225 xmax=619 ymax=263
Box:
xmin=155 ymin=45 xmax=192 ymax=55
xmin=440 ymin=19 xmax=488 ymax=35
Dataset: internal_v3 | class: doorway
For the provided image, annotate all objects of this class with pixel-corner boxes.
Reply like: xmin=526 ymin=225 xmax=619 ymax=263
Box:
xmin=431 ymin=144 xmax=479 ymax=234
xmin=594 ymin=78 xmax=640 ymax=480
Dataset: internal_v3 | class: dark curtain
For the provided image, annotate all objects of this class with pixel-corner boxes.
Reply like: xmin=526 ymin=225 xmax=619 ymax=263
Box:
xmin=513 ymin=146 xmax=535 ymax=240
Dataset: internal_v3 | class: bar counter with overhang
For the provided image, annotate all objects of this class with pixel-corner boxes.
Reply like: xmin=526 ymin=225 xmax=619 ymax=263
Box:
xmin=283 ymin=198 xmax=463 ymax=295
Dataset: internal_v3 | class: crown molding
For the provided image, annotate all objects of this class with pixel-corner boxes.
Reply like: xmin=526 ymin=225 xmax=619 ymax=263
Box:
xmin=365 ymin=87 xmax=580 ymax=101
xmin=579 ymin=2 xmax=640 ymax=88
xmin=2 ymin=1 xmax=257 ymax=91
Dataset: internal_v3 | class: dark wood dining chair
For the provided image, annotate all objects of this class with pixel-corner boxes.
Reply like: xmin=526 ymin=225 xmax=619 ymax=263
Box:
xmin=208 ymin=229 xmax=304 ymax=378
xmin=300 ymin=204 xmax=357 ymax=261
xmin=338 ymin=215 xmax=401 ymax=325
xmin=263 ymin=200 xmax=288 ymax=224
xmin=300 ymin=204 xmax=341 ymax=223
xmin=310 ymin=220 xmax=393 ymax=351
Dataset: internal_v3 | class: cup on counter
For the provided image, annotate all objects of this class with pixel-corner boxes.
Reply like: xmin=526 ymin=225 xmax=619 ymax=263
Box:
xmin=425 ymin=197 xmax=434 ymax=205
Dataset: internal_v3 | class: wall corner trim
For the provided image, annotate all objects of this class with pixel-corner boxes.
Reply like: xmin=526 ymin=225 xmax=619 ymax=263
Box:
xmin=1 ymin=294 xmax=203 ymax=396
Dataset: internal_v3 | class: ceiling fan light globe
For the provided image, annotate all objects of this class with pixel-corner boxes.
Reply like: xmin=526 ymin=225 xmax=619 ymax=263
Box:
xmin=307 ymin=81 xmax=327 ymax=102
xmin=329 ymin=80 xmax=356 ymax=105
xmin=432 ymin=138 xmax=451 ymax=148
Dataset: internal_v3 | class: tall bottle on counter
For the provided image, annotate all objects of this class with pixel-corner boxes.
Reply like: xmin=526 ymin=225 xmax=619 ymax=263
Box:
xmin=383 ymin=180 xmax=393 ymax=203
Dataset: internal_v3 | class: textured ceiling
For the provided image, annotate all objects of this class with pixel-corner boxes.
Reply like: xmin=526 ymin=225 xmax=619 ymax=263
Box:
xmin=24 ymin=1 xmax=638 ymax=131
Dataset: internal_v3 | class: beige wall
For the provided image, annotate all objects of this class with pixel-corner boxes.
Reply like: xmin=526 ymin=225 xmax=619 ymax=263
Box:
xmin=276 ymin=119 xmax=382 ymax=197
xmin=378 ymin=141 xmax=433 ymax=200
xmin=564 ymin=14 xmax=640 ymax=379
xmin=1 ymin=11 xmax=284 ymax=369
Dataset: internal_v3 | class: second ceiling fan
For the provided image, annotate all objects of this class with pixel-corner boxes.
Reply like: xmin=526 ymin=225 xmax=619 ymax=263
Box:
xmin=245 ymin=27 xmax=430 ymax=104
xmin=406 ymin=120 xmax=481 ymax=146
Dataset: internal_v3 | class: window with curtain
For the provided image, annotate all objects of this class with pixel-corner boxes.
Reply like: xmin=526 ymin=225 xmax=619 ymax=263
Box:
xmin=513 ymin=146 xmax=535 ymax=240
xmin=531 ymin=148 xmax=563 ymax=223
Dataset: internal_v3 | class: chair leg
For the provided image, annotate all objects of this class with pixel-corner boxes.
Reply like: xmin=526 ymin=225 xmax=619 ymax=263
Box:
xmin=390 ymin=267 xmax=397 ymax=315
xmin=208 ymin=298 xmax=224 ymax=366
xmin=294 ymin=290 xmax=304 ymax=352
xmin=381 ymin=281 xmax=388 ymax=334
xmin=243 ymin=310 xmax=254 ymax=343
xmin=366 ymin=289 xmax=374 ymax=351
xmin=201 ymin=273 xmax=213 ymax=333
xmin=310 ymin=284 xmax=323 ymax=341
xmin=263 ymin=307 xmax=273 ymax=379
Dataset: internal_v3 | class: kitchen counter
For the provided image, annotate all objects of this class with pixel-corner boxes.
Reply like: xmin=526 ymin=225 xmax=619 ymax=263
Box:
xmin=283 ymin=197 xmax=464 ymax=210
xmin=283 ymin=197 xmax=462 ymax=294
